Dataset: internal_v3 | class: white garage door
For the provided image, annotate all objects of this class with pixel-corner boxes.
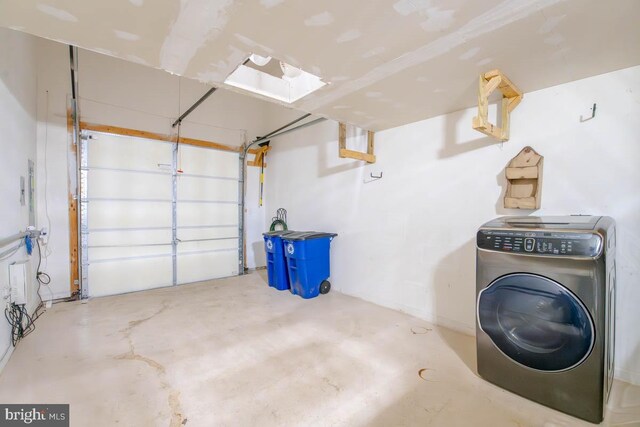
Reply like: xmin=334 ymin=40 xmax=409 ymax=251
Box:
xmin=81 ymin=131 xmax=240 ymax=298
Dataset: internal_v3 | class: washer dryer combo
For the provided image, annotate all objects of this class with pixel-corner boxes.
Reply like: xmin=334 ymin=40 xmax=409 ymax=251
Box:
xmin=476 ymin=216 xmax=616 ymax=424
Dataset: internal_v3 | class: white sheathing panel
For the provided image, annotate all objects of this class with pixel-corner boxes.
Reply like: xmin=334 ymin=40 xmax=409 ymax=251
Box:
xmin=88 ymin=257 xmax=173 ymax=297
xmin=85 ymin=131 xmax=240 ymax=296
xmin=178 ymin=145 xmax=239 ymax=177
xmin=89 ymin=245 xmax=172 ymax=262
xmin=87 ymin=201 xmax=172 ymax=229
xmin=177 ymin=251 xmax=238 ymax=284
xmin=178 ymin=239 xmax=238 ymax=253
xmin=175 ymin=144 xmax=239 ymax=282
xmin=87 ymin=132 xmax=173 ymax=170
xmin=88 ymin=169 xmax=172 ymax=200
xmin=86 ymin=131 xmax=174 ymax=297
xmin=177 ymin=227 xmax=237 ymax=241
xmin=177 ymin=176 xmax=237 ymax=202
xmin=88 ymin=229 xmax=172 ymax=247
xmin=176 ymin=203 xmax=237 ymax=227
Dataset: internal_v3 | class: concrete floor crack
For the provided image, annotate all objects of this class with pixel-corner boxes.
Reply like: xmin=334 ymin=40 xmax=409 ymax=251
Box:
xmin=114 ymin=302 xmax=185 ymax=427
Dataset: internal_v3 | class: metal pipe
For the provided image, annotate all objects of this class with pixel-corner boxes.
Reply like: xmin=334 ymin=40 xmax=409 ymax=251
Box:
xmin=238 ymin=115 xmax=327 ymax=274
xmin=0 ymin=232 xmax=29 ymax=249
xmin=172 ymin=87 xmax=217 ymax=128
xmin=249 ymin=118 xmax=327 ymax=150
xmin=256 ymin=113 xmax=311 ymax=141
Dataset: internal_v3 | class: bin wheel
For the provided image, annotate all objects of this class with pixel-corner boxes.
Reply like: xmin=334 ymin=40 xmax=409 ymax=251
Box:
xmin=320 ymin=280 xmax=331 ymax=294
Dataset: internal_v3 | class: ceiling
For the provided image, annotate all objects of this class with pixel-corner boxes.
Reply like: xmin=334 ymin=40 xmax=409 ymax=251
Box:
xmin=1 ymin=0 xmax=639 ymax=130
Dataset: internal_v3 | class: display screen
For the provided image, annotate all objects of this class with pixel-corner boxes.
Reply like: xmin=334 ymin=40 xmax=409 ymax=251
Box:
xmin=477 ymin=230 xmax=602 ymax=257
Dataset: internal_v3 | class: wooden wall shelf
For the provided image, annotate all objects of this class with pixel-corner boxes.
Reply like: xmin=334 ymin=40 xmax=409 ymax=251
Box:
xmin=504 ymin=146 xmax=543 ymax=209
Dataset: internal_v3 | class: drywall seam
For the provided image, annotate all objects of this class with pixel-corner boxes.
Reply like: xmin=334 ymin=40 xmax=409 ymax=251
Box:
xmin=159 ymin=0 xmax=234 ymax=75
xmin=298 ymin=0 xmax=566 ymax=111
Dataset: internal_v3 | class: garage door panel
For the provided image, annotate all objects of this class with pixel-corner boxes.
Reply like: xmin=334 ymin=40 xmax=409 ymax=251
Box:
xmin=88 ymin=257 xmax=173 ymax=297
xmin=177 ymin=251 xmax=238 ymax=284
xmin=88 ymin=169 xmax=172 ymax=199
xmin=88 ymin=201 xmax=172 ymax=229
xmin=177 ymin=227 xmax=237 ymax=241
xmin=176 ymin=203 xmax=238 ymax=227
xmin=88 ymin=133 xmax=172 ymax=170
xmin=83 ymin=130 xmax=239 ymax=297
xmin=178 ymin=239 xmax=238 ymax=254
xmin=88 ymin=229 xmax=172 ymax=246
xmin=177 ymin=175 xmax=237 ymax=201
xmin=179 ymin=145 xmax=239 ymax=177
xmin=88 ymin=245 xmax=172 ymax=262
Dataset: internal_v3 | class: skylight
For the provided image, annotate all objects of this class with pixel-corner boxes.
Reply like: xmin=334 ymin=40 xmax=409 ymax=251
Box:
xmin=224 ymin=54 xmax=327 ymax=104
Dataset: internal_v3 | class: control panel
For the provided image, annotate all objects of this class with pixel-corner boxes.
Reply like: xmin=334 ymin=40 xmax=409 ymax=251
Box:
xmin=477 ymin=229 xmax=602 ymax=257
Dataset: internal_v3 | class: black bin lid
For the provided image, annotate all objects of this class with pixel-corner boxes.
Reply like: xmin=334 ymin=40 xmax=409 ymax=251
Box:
xmin=282 ymin=231 xmax=337 ymax=241
xmin=263 ymin=230 xmax=295 ymax=237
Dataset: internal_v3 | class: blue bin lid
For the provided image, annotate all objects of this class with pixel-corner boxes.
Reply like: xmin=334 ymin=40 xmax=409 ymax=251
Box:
xmin=283 ymin=231 xmax=337 ymax=241
xmin=263 ymin=230 xmax=295 ymax=237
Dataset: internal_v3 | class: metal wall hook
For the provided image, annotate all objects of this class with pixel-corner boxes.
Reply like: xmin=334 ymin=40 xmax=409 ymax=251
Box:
xmin=580 ymin=103 xmax=596 ymax=122
xmin=370 ymin=172 xmax=383 ymax=179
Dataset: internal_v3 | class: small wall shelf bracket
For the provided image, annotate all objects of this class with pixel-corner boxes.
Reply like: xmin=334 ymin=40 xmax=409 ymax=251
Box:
xmin=472 ymin=69 xmax=523 ymax=142
xmin=338 ymin=122 xmax=376 ymax=164
xmin=247 ymin=145 xmax=271 ymax=167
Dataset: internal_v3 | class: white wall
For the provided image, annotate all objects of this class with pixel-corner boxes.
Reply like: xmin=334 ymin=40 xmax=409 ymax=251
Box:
xmin=34 ymin=38 xmax=289 ymax=299
xmin=264 ymin=66 xmax=640 ymax=384
xmin=0 ymin=28 xmax=39 ymax=368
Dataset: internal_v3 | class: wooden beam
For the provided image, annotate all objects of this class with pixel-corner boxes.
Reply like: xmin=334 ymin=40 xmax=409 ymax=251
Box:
xmin=367 ymin=131 xmax=375 ymax=155
xmin=67 ymin=109 xmax=79 ymax=297
xmin=338 ymin=122 xmax=346 ymax=150
xmin=484 ymin=76 xmax=502 ymax=95
xmin=339 ymin=148 xmax=376 ymax=163
xmin=79 ymin=122 xmax=241 ymax=153
xmin=500 ymin=95 xmax=510 ymax=141
xmin=178 ymin=136 xmax=241 ymax=153
xmin=80 ymin=122 xmax=168 ymax=143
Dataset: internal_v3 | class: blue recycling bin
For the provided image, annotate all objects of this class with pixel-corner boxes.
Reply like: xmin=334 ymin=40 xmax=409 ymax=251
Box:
xmin=282 ymin=232 xmax=337 ymax=299
xmin=263 ymin=230 xmax=294 ymax=291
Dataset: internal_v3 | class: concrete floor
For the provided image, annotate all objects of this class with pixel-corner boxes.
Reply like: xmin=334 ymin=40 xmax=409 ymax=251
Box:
xmin=0 ymin=272 xmax=639 ymax=426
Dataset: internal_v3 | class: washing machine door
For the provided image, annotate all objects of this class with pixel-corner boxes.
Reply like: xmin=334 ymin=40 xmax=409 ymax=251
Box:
xmin=478 ymin=273 xmax=594 ymax=372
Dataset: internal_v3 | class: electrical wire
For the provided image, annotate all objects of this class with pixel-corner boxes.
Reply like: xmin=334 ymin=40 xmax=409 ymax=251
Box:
xmin=35 ymin=239 xmax=53 ymax=304
xmin=4 ymin=303 xmax=36 ymax=347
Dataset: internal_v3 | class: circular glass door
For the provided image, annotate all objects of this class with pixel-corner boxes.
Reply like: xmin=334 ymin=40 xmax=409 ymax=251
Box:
xmin=478 ymin=273 xmax=594 ymax=372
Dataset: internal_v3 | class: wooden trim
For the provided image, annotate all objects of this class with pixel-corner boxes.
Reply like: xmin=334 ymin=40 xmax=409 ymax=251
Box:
xmin=67 ymin=109 xmax=79 ymax=296
xmin=339 ymin=148 xmax=376 ymax=163
xmin=80 ymin=122 xmax=168 ymax=142
xmin=79 ymin=122 xmax=241 ymax=153
xmin=338 ymin=123 xmax=346 ymax=150
xmin=367 ymin=130 xmax=375 ymax=156
xmin=178 ymin=136 xmax=241 ymax=153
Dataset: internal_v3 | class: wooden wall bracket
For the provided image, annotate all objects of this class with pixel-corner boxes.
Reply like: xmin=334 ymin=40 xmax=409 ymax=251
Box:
xmin=472 ymin=69 xmax=523 ymax=142
xmin=338 ymin=122 xmax=376 ymax=163
xmin=247 ymin=145 xmax=271 ymax=167
xmin=504 ymin=146 xmax=543 ymax=209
